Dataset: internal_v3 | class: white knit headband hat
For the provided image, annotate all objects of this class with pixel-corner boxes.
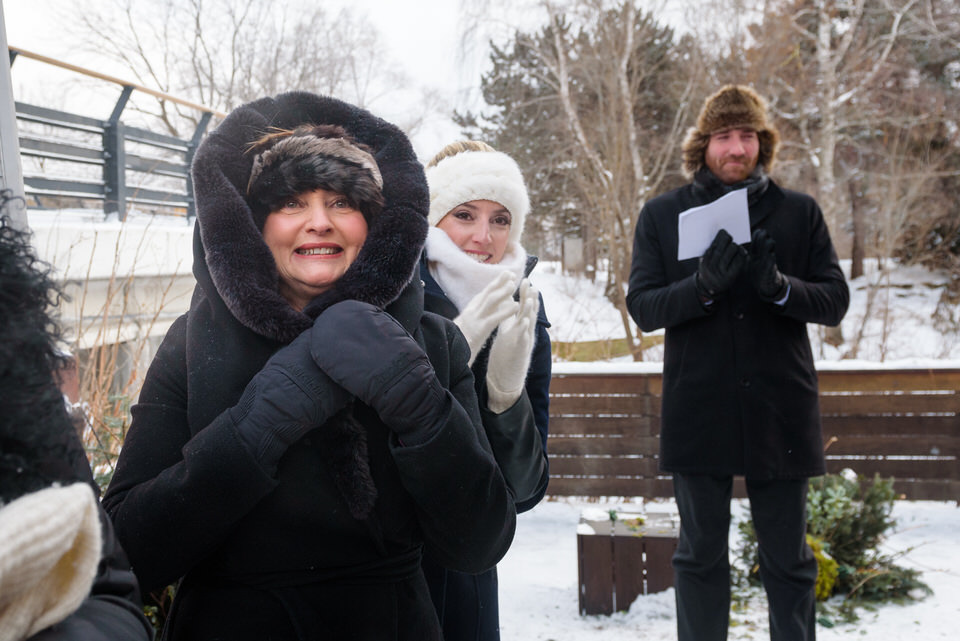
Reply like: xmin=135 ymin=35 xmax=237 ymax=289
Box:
xmin=426 ymin=150 xmax=530 ymax=246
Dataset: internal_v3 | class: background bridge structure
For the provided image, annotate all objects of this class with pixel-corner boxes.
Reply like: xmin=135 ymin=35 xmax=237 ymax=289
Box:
xmin=2 ymin=34 xmax=216 ymax=401
xmin=8 ymin=46 xmax=224 ymax=221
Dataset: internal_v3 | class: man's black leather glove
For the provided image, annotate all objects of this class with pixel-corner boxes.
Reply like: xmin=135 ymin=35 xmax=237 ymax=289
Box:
xmin=229 ymin=330 xmax=351 ymax=474
xmin=748 ymin=228 xmax=789 ymax=302
xmin=696 ymin=229 xmax=747 ymax=301
xmin=311 ymin=300 xmax=449 ymax=446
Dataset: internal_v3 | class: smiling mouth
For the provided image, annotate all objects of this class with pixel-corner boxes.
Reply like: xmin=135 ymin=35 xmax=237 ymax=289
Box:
xmin=466 ymin=251 xmax=492 ymax=263
xmin=296 ymin=247 xmax=341 ymax=256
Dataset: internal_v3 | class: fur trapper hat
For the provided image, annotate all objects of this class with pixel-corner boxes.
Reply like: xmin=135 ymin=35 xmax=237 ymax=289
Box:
xmin=425 ymin=148 xmax=530 ymax=246
xmin=681 ymin=85 xmax=780 ymax=179
xmin=246 ymin=124 xmax=384 ymax=229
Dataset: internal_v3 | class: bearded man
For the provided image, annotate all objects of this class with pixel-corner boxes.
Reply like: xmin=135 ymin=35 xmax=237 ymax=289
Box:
xmin=626 ymin=85 xmax=849 ymax=641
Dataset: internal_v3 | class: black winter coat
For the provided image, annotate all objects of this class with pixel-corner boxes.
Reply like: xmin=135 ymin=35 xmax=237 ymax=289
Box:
xmin=626 ymin=177 xmax=849 ymax=479
xmin=419 ymin=255 xmax=551 ymax=641
xmin=102 ymin=92 xmax=516 ymax=641
xmin=420 ymin=254 xmax=551 ymax=512
xmin=27 ymin=504 xmax=155 ymax=641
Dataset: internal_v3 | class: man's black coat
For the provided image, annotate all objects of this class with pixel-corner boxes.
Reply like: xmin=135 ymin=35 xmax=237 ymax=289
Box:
xmin=627 ymin=178 xmax=849 ymax=479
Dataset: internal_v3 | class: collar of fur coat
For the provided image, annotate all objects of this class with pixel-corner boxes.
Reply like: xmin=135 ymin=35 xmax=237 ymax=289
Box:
xmin=190 ymin=92 xmax=429 ymax=343
xmin=424 ymin=226 xmax=527 ymax=313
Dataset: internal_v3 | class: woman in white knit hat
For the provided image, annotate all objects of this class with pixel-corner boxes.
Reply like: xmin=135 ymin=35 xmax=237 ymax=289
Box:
xmin=420 ymin=141 xmax=551 ymax=641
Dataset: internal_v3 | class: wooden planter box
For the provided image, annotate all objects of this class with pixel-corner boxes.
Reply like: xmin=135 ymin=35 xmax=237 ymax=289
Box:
xmin=577 ymin=511 xmax=680 ymax=615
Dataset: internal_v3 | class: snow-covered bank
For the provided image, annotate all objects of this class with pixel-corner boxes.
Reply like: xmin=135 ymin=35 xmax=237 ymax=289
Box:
xmin=498 ymin=498 xmax=960 ymax=640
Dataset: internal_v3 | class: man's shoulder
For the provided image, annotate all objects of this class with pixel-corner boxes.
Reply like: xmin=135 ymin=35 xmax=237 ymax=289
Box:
xmin=767 ymin=179 xmax=819 ymax=208
xmin=642 ymin=184 xmax=692 ymax=215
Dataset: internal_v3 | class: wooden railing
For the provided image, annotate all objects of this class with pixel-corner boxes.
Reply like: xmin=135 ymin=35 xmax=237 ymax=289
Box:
xmin=546 ymin=366 xmax=960 ymax=501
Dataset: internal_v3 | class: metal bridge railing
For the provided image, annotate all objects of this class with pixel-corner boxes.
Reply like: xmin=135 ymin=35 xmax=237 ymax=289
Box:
xmin=9 ymin=46 xmax=225 ymax=220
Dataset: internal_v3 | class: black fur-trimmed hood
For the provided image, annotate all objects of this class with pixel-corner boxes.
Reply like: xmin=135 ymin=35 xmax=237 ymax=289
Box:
xmin=190 ymin=91 xmax=429 ymax=342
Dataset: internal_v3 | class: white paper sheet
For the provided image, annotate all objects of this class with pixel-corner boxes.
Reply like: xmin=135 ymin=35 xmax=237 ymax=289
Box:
xmin=677 ymin=188 xmax=751 ymax=261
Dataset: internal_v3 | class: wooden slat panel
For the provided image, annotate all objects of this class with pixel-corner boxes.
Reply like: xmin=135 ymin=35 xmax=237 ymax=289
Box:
xmin=643 ymin=537 xmax=678 ymax=594
xmin=549 ymin=416 xmax=659 ymax=436
xmin=824 ymin=435 xmax=960 ymax=457
xmin=548 ymin=436 xmax=659 ymax=456
xmin=578 ymin=535 xmax=613 ymax=615
xmin=821 ymin=415 xmax=957 ymax=435
xmin=613 ymin=537 xmax=645 ymax=610
xmin=824 ymin=458 xmax=958 ymax=479
xmin=817 ymin=370 xmax=960 ymax=392
xmin=544 ymin=369 xmax=960 ymax=500
xmin=551 ymin=375 xmax=658 ymax=395
xmin=549 ymin=395 xmax=654 ymax=415
xmin=819 ymin=393 xmax=960 ymax=414
xmin=552 ymin=376 xmax=664 ymax=396
xmin=885 ymin=480 xmax=960 ymax=501
xmin=547 ymin=477 xmax=675 ymax=497
xmin=550 ymin=456 xmax=660 ymax=477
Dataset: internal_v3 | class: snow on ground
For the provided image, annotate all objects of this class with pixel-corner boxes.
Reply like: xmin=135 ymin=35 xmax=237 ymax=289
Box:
xmin=534 ymin=259 xmax=960 ymax=364
xmin=498 ymin=498 xmax=960 ymax=640
xmin=507 ymin=260 xmax=960 ymax=638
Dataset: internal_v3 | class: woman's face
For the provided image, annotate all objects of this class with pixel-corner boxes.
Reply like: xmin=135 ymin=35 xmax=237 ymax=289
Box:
xmin=262 ymin=189 xmax=368 ymax=310
xmin=436 ymin=199 xmax=511 ymax=264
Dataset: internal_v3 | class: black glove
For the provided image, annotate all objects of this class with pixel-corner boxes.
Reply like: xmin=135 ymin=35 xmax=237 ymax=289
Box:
xmin=696 ymin=229 xmax=747 ymax=300
xmin=310 ymin=300 xmax=449 ymax=445
xmin=229 ymin=330 xmax=351 ymax=472
xmin=749 ymin=228 xmax=789 ymax=302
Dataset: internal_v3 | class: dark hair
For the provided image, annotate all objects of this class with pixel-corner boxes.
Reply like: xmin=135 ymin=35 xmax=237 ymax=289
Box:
xmin=0 ymin=192 xmax=88 ymax=503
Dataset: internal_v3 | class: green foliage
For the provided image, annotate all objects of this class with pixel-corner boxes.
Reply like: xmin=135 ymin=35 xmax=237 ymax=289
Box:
xmin=143 ymin=583 xmax=176 ymax=633
xmin=734 ymin=472 xmax=930 ymax=619
xmin=806 ymin=473 xmax=895 ymax=569
xmin=807 ymin=535 xmax=838 ymax=601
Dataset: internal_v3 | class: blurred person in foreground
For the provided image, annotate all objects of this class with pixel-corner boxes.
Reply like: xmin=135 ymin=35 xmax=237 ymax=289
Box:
xmin=102 ymin=93 xmax=516 ymax=641
xmin=420 ymin=141 xmax=551 ymax=641
xmin=0 ymin=192 xmax=153 ymax=641
xmin=626 ymin=86 xmax=849 ymax=641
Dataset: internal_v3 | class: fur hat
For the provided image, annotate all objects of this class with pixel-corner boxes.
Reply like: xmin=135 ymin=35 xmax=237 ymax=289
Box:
xmin=681 ymin=85 xmax=780 ymax=179
xmin=425 ymin=147 xmax=530 ymax=246
xmin=246 ymin=124 xmax=384 ymax=229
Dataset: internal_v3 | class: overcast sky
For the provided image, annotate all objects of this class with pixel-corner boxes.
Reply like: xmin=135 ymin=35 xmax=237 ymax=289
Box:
xmin=2 ymin=0 xmax=514 ymax=157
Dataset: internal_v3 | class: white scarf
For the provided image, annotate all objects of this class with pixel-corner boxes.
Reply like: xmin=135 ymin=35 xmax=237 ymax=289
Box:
xmin=425 ymin=226 xmax=527 ymax=312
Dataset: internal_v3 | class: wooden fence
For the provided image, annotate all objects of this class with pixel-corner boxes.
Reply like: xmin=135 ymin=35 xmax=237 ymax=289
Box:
xmin=546 ymin=366 xmax=960 ymax=501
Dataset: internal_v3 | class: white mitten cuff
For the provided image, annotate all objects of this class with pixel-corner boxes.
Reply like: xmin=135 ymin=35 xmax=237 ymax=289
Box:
xmin=0 ymin=483 xmax=101 ymax=641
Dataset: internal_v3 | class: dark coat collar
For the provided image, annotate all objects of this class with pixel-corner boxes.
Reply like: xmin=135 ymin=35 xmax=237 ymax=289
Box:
xmin=190 ymin=91 xmax=429 ymax=342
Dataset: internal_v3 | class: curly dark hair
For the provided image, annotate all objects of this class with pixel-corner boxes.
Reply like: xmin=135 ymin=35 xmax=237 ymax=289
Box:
xmin=0 ymin=192 xmax=93 ymax=504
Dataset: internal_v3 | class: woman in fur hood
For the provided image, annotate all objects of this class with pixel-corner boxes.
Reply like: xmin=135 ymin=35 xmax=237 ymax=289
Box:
xmin=101 ymin=93 xmax=516 ymax=641
xmin=0 ymin=199 xmax=152 ymax=641
xmin=419 ymin=141 xmax=551 ymax=641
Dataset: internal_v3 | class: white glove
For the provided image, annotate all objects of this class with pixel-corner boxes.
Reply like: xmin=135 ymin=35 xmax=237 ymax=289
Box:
xmin=453 ymin=271 xmax=519 ymax=366
xmin=486 ymin=279 xmax=540 ymax=413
